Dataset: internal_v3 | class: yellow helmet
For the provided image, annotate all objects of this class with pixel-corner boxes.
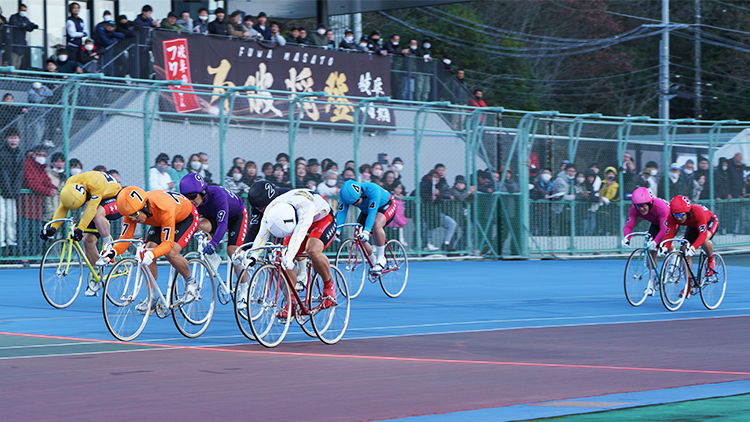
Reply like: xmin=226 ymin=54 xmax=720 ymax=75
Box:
xmin=60 ymin=183 xmax=87 ymax=210
xmin=117 ymin=186 xmax=148 ymax=217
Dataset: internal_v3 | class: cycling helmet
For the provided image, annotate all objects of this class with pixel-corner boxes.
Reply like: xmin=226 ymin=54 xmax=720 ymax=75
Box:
xmin=340 ymin=180 xmax=363 ymax=205
xmin=60 ymin=182 xmax=86 ymax=210
xmin=669 ymin=195 xmax=692 ymax=214
xmin=631 ymin=187 xmax=653 ymax=205
xmin=179 ymin=173 xmax=207 ymax=197
xmin=247 ymin=180 xmax=279 ymax=210
xmin=266 ymin=203 xmax=297 ymax=238
xmin=117 ymin=186 xmax=147 ymax=216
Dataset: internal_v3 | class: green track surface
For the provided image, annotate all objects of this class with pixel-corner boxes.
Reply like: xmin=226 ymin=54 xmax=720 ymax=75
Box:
xmin=533 ymin=394 xmax=750 ymax=421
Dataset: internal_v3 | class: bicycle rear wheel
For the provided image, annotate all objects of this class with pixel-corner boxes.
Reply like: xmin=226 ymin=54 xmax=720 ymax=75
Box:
xmin=233 ymin=267 xmax=256 ymax=341
xmin=660 ymin=252 xmax=689 ymax=311
xmin=380 ymin=240 xmax=408 ymax=298
xmin=700 ymin=253 xmax=727 ymax=310
xmin=624 ymin=248 xmax=653 ymax=307
xmin=40 ymin=239 xmax=84 ymax=309
xmin=248 ymin=264 xmax=292 ymax=348
xmin=102 ymin=258 xmax=150 ymax=341
xmin=335 ymin=239 xmax=366 ymax=299
xmin=219 ymin=258 xmax=241 ymax=305
xmin=172 ymin=258 xmax=216 ymax=338
xmin=310 ymin=265 xmax=350 ymax=345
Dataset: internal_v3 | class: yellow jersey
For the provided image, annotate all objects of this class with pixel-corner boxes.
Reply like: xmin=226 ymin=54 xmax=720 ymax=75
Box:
xmin=52 ymin=171 xmax=121 ymax=231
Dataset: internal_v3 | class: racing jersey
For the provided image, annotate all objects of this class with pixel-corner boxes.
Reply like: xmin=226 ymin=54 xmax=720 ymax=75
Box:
xmin=249 ymin=189 xmax=331 ymax=261
xmin=114 ymin=190 xmax=196 ymax=258
xmin=52 ymin=171 xmax=121 ymax=231
xmin=623 ymin=197 xmax=671 ymax=244
xmin=335 ymin=181 xmax=391 ymax=232
xmin=664 ymin=204 xmax=717 ymax=249
xmin=246 ymin=186 xmax=291 ymax=242
xmin=196 ymin=186 xmax=246 ymax=248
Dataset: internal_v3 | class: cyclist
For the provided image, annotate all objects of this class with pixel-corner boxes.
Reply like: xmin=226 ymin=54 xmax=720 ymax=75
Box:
xmin=663 ymin=195 xmax=719 ymax=280
xmin=245 ymin=180 xmax=290 ymax=241
xmin=246 ymin=189 xmax=337 ymax=317
xmin=100 ymin=186 xmax=200 ymax=312
xmin=40 ymin=170 xmax=122 ymax=296
xmin=621 ymin=186 xmax=671 ymax=295
xmin=179 ymin=173 xmax=251 ymax=303
xmin=336 ymin=180 xmax=396 ymax=272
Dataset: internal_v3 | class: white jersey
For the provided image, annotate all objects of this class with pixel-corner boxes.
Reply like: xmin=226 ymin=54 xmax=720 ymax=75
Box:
xmin=250 ymin=189 xmax=332 ymax=261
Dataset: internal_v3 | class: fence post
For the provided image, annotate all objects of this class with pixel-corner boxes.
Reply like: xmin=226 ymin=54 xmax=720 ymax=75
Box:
xmin=414 ymin=101 xmax=450 ymax=254
xmin=568 ymin=114 xmax=601 ymax=163
xmin=664 ymin=118 xmax=695 ymax=200
xmin=352 ymin=96 xmax=391 ymax=181
xmin=219 ymin=86 xmax=256 ymax=188
xmin=288 ymin=91 xmax=326 ymax=189
xmin=142 ymin=80 xmax=180 ymax=190
xmin=616 ymin=116 xmax=650 ymax=252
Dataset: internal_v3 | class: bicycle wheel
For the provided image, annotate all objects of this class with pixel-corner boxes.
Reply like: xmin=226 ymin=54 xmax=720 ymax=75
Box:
xmin=102 ymin=258 xmax=150 ymax=341
xmin=700 ymin=253 xmax=727 ymax=310
xmin=660 ymin=252 xmax=689 ymax=311
xmin=234 ymin=267 xmax=257 ymax=341
xmin=295 ymin=264 xmax=316 ymax=338
xmin=624 ymin=248 xmax=653 ymax=307
xmin=172 ymin=258 xmax=216 ymax=338
xmin=40 ymin=239 xmax=84 ymax=309
xmin=335 ymin=239 xmax=366 ymax=299
xmin=219 ymin=258 xmax=241 ymax=305
xmin=310 ymin=265 xmax=350 ymax=345
xmin=380 ymin=240 xmax=409 ymax=298
xmin=248 ymin=264 xmax=292 ymax=348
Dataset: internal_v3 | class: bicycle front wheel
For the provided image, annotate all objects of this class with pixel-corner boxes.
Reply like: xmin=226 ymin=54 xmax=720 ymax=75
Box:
xmin=102 ymin=258 xmax=150 ymax=341
xmin=624 ymin=248 xmax=652 ymax=307
xmin=172 ymin=258 xmax=216 ymax=339
xmin=700 ymin=253 xmax=727 ymax=310
xmin=310 ymin=265 xmax=350 ymax=345
xmin=660 ymin=252 xmax=689 ymax=311
xmin=248 ymin=264 xmax=292 ymax=348
xmin=336 ymin=239 xmax=366 ymax=299
xmin=380 ymin=240 xmax=409 ymax=298
xmin=234 ymin=267 xmax=257 ymax=341
xmin=40 ymin=239 xmax=84 ymax=309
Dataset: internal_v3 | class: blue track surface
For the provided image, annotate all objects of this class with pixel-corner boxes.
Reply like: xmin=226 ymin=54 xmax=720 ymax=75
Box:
xmin=3 ymin=259 xmax=750 ymax=420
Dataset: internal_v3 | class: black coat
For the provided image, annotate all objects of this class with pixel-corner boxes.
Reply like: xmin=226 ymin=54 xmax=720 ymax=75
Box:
xmin=0 ymin=142 xmax=23 ymax=198
xmin=208 ymin=18 xmax=228 ymax=36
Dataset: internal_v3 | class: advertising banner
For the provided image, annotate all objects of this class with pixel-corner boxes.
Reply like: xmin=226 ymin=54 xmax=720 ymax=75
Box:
xmin=152 ymin=30 xmax=394 ymax=126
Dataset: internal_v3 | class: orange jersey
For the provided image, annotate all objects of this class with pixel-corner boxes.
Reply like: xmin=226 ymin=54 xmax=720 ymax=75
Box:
xmin=114 ymin=190 xmax=196 ymax=258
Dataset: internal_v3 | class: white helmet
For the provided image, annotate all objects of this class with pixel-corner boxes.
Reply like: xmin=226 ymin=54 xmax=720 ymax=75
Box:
xmin=266 ymin=203 xmax=297 ymax=238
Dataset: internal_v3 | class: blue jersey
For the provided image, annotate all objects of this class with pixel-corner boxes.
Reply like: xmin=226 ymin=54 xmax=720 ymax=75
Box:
xmin=336 ymin=182 xmax=391 ymax=232
xmin=196 ymin=186 xmax=246 ymax=248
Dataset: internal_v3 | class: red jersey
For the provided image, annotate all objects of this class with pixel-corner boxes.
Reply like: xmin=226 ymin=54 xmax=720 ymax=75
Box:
xmin=664 ymin=204 xmax=717 ymax=249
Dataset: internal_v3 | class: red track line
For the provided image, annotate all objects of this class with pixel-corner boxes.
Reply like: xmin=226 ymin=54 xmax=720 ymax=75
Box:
xmin=3 ymin=331 xmax=750 ymax=376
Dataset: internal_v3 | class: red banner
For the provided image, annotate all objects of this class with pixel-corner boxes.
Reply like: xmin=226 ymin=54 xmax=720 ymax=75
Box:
xmin=162 ymin=38 xmax=201 ymax=113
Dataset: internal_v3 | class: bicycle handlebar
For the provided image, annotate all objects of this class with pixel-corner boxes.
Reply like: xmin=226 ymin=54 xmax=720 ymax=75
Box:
xmin=43 ymin=218 xmax=76 ymax=231
xmin=624 ymin=232 xmax=652 ymax=241
xmin=660 ymin=238 xmax=689 ymax=248
xmin=337 ymin=223 xmax=362 ymax=229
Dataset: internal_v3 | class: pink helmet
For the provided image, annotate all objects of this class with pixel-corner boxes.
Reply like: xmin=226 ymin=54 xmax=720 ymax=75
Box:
xmin=631 ymin=187 xmax=653 ymax=205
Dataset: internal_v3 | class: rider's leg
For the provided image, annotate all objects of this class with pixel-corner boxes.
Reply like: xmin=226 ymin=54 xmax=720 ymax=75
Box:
xmin=165 ymin=242 xmax=190 ymax=279
xmin=145 ymin=241 xmax=160 ymax=279
xmin=371 ymin=213 xmax=388 ymax=268
xmin=198 ymin=218 xmax=212 ymax=240
xmin=83 ymin=206 xmax=111 ymax=265
xmin=307 ymin=237 xmax=331 ymax=285
xmin=81 ymin=233 xmax=99 ymax=268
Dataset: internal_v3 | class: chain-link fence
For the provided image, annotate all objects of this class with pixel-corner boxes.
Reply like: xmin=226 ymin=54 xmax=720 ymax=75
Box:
xmin=0 ymin=69 xmax=749 ymax=262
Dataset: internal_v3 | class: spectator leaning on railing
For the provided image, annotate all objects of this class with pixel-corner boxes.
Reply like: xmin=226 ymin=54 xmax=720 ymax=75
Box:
xmin=160 ymin=12 xmax=183 ymax=31
xmin=193 ymin=8 xmax=209 ymax=34
xmin=253 ymin=12 xmax=271 ymax=40
xmin=176 ymin=11 xmax=193 ymax=32
xmin=339 ymin=29 xmax=358 ymax=51
xmin=208 ymin=8 xmax=227 ymax=36
xmin=133 ymin=5 xmax=160 ymax=28
xmin=95 ymin=20 xmax=124 ymax=50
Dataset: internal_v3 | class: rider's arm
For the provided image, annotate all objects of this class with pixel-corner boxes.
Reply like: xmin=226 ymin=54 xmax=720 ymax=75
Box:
xmin=284 ymin=200 xmax=315 ymax=260
xmin=150 ymin=214 xmax=176 ymax=259
xmin=690 ymin=207 xmax=711 ymax=249
xmin=209 ymin=191 xmax=230 ymax=248
xmin=623 ymin=205 xmax=638 ymax=237
xmin=112 ymin=220 xmax=137 ymax=256
xmin=662 ymin=216 xmax=677 ymax=249
xmin=77 ymin=190 xmax=103 ymax=231
xmin=335 ymin=202 xmax=349 ymax=232
xmin=249 ymin=216 xmax=272 ymax=261
xmin=50 ymin=202 xmax=70 ymax=230
xmin=362 ymin=197 xmax=379 ymax=233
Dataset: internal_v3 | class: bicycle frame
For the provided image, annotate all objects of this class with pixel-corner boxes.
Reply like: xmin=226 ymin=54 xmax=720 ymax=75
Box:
xmin=43 ymin=218 xmax=103 ymax=283
xmin=192 ymin=231 xmax=235 ymax=296
xmin=624 ymin=232 xmax=659 ymax=278
xmin=664 ymin=238 xmax=704 ymax=283
xmin=337 ymin=223 xmax=401 ymax=276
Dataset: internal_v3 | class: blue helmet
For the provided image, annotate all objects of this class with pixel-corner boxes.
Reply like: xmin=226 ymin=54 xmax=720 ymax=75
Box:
xmin=179 ymin=173 xmax=207 ymax=197
xmin=340 ymin=180 xmax=363 ymax=205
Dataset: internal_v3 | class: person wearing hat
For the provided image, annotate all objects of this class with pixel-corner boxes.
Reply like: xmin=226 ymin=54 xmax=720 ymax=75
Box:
xmin=339 ymin=29 xmax=358 ymax=50
xmin=160 ymin=11 xmax=183 ymax=31
xmin=95 ymin=19 xmax=124 ymax=50
xmin=208 ymin=8 xmax=228 ymax=35
xmin=641 ymin=160 xmax=659 ymax=197
xmin=665 ymin=162 xmax=689 ymax=198
xmin=310 ymin=22 xmax=328 ymax=47
xmin=368 ymin=30 xmax=386 ymax=55
xmin=54 ymin=48 xmax=83 ymax=74
xmin=66 ymin=2 xmax=87 ymax=63
xmin=253 ymin=11 xmax=271 ymax=40
xmin=356 ymin=35 xmax=370 ymax=52
xmin=78 ymin=39 xmax=99 ymax=72
xmin=599 ymin=166 xmax=620 ymax=203
xmin=306 ymin=158 xmax=322 ymax=185
xmin=286 ymin=26 xmax=301 ymax=44
xmin=94 ymin=10 xmax=114 ymax=36
xmin=21 ymin=144 xmax=58 ymax=256
xmin=133 ymin=5 xmax=160 ymax=28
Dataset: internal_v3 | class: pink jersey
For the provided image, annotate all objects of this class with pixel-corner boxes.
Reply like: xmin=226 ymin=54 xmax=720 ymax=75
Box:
xmin=623 ymin=198 xmax=671 ymax=243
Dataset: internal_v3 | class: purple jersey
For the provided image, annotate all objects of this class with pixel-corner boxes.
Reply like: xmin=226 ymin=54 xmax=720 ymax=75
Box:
xmin=623 ymin=197 xmax=670 ymax=244
xmin=197 ymin=186 xmax=246 ymax=248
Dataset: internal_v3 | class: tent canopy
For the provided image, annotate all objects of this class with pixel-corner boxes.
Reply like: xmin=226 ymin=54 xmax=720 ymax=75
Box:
xmin=712 ymin=128 xmax=750 ymax=166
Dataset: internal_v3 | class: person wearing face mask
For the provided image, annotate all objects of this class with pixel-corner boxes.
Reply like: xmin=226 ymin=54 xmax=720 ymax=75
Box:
xmin=339 ymin=29 xmax=358 ymax=51
xmin=9 ymin=4 xmax=39 ymax=69
xmin=356 ymin=35 xmax=371 ymax=52
xmin=640 ymin=161 xmax=659 ymax=197
xmin=370 ymin=162 xmax=384 ymax=184
xmin=225 ymin=165 xmax=250 ymax=196
xmin=682 ymin=159 xmax=696 ymax=187
xmin=598 ymin=167 xmax=620 ymax=204
xmin=94 ymin=10 xmax=113 ymax=35
xmin=531 ymin=168 xmax=554 ymax=200
xmin=368 ymin=31 xmax=386 ymax=55
xmin=419 ymin=169 xmax=457 ymax=252
xmin=310 ymin=23 xmax=328 ymax=47
xmin=21 ymin=145 xmax=58 ymax=255
xmin=714 ymin=157 xmax=732 ymax=202
xmin=529 ymin=168 xmax=554 ymax=236
xmin=0 ymin=129 xmax=23 ymax=253
xmin=78 ymin=39 xmax=99 ymax=72
xmin=415 ymin=38 xmax=433 ymax=102
xmin=193 ymin=8 xmax=209 ymax=34
xmin=664 ymin=163 xmax=689 ymax=198
xmin=54 ymin=48 xmax=83 ymax=74
xmin=69 ymin=158 xmax=83 ymax=175
xmin=399 ymin=38 xmax=419 ymax=100
xmin=149 ymin=153 xmax=175 ymax=191
xmin=385 ymin=34 xmax=404 ymax=55
xmin=45 ymin=152 xmax=66 ymax=219
xmin=317 ymin=169 xmax=340 ymax=198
